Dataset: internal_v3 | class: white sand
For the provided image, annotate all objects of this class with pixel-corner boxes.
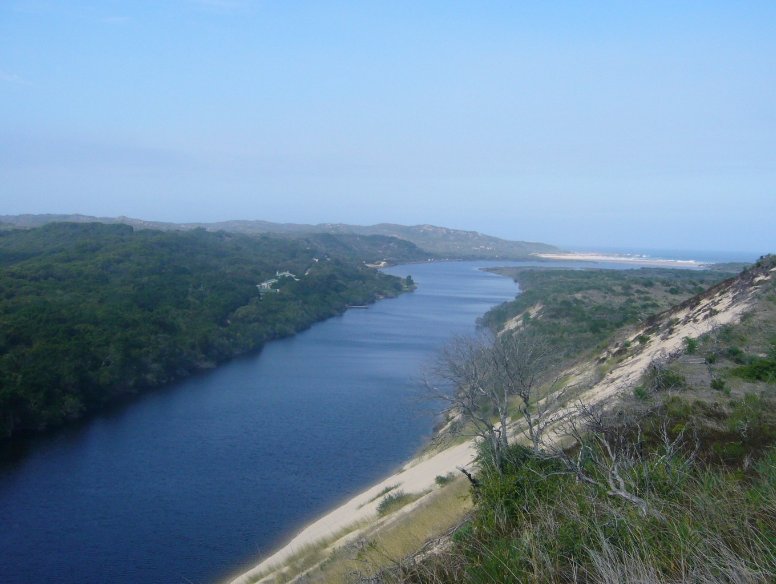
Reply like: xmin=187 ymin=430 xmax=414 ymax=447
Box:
xmin=534 ymin=252 xmax=704 ymax=268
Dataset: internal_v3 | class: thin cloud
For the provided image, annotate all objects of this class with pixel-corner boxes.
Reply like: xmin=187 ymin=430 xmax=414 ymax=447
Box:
xmin=0 ymin=70 xmax=29 ymax=85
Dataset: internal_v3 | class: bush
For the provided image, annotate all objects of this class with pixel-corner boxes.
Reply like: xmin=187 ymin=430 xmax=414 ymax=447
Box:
xmin=434 ymin=473 xmax=456 ymax=487
xmin=730 ymin=346 xmax=776 ymax=383
xmin=377 ymin=490 xmax=419 ymax=516
xmin=710 ymin=377 xmax=726 ymax=391
xmin=634 ymin=386 xmax=650 ymax=400
xmin=646 ymin=363 xmax=686 ymax=392
xmin=684 ymin=336 xmax=699 ymax=354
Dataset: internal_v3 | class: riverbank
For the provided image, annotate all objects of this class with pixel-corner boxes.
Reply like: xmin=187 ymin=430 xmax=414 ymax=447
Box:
xmin=225 ymin=260 xmax=768 ymax=584
xmin=225 ymin=439 xmax=477 ymax=584
xmin=0 ymin=260 xmax=522 ymax=584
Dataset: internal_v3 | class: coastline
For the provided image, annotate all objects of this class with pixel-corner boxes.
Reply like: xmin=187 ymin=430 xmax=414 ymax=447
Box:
xmin=533 ymin=251 xmax=705 ymax=268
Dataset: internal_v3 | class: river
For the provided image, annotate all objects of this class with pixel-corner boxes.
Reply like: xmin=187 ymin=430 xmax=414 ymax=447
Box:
xmin=2 ymin=257 xmax=710 ymax=583
xmin=0 ymin=260 xmax=552 ymax=584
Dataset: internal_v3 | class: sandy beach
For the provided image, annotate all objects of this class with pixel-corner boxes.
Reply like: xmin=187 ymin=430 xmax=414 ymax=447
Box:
xmin=534 ymin=252 xmax=705 ymax=268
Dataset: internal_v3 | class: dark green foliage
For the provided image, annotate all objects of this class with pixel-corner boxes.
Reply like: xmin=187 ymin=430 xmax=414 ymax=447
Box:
xmin=434 ymin=473 xmax=456 ymax=486
xmin=0 ymin=223 xmax=408 ymax=440
xmin=633 ymin=385 xmax=650 ymax=400
xmin=301 ymin=232 xmax=428 ymax=264
xmin=725 ymin=346 xmax=749 ymax=364
xmin=730 ymin=344 xmax=776 ymax=383
xmin=683 ymin=336 xmax=698 ymax=354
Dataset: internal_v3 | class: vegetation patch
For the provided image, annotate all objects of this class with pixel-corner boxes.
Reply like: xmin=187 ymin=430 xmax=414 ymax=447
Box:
xmin=480 ymin=266 xmax=733 ymax=367
xmin=364 ymin=484 xmax=400 ymax=506
xmin=730 ymin=344 xmax=776 ymax=383
xmin=434 ymin=472 xmax=456 ymax=486
xmin=377 ymin=490 xmax=423 ymax=517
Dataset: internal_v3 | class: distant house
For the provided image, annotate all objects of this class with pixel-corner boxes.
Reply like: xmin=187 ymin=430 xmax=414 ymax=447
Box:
xmin=257 ymin=278 xmax=279 ymax=295
xmin=257 ymin=270 xmax=300 ymax=296
xmin=275 ymin=270 xmax=300 ymax=281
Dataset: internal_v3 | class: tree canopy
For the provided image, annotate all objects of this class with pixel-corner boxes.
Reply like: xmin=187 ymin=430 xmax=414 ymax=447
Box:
xmin=0 ymin=223 xmax=409 ymax=440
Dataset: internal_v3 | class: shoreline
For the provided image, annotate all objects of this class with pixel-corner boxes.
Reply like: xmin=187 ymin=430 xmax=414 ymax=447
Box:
xmin=222 ymin=258 xmax=765 ymax=584
xmin=223 ymin=440 xmax=478 ymax=584
xmin=533 ymin=251 xmax=706 ymax=268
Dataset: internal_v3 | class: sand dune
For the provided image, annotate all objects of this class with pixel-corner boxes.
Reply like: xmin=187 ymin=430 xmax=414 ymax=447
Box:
xmin=227 ymin=265 xmax=770 ymax=584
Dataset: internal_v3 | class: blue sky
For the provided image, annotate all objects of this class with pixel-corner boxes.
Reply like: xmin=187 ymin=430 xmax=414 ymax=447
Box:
xmin=1 ymin=1 xmax=774 ymax=253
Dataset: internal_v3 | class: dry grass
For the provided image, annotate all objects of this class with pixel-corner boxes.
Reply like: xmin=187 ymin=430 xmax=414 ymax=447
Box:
xmin=244 ymin=520 xmax=368 ymax=584
xmin=299 ymin=478 xmax=472 ymax=584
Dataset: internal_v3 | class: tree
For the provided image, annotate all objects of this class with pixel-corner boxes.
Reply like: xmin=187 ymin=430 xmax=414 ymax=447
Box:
xmin=426 ymin=329 xmax=558 ymax=471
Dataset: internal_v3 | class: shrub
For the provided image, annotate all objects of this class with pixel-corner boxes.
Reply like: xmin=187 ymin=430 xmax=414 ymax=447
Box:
xmin=434 ymin=473 xmax=456 ymax=487
xmin=684 ymin=336 xmax=699 ymax=354
xmin=646 ymin=363 xmax=686 ymax=392
xmin=634 ymin=386 xmax=650 ymax=401
xmin=377 ymin=490 xmax=419 ymax=516
xmin=730 ymin=347 xmax=776 ymax=383
xmin=725 ymin=346 xmax=748 ymax=364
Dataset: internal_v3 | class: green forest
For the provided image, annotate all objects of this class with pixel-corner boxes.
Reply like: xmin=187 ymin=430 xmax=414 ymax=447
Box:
xmin=0 ymin=223 xmax=412 ymax=440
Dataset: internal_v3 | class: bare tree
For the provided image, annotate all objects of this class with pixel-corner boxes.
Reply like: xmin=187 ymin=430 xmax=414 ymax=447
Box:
xmin=426 ymin=332 xmax=506 ymax=468
xmin=425 ymin=329 xmax=557 ymax=471
xmin=489 ymin=331 xmax=567 ymax=451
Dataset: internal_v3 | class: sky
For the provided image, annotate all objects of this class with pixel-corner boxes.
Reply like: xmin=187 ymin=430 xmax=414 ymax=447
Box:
xmin=1 ymin=1 xmax=774 ymax=254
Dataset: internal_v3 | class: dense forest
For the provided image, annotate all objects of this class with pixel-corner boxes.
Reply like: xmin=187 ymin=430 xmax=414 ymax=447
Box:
xmin=0 ymin=223 xmax=414 ymax=440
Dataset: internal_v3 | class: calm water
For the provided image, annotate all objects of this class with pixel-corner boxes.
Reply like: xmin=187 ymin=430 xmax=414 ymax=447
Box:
xmin=0 ymin=261 xmax=538 ymax=584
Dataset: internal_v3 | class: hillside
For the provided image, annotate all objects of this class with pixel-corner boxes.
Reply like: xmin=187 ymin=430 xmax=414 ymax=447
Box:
xmin=480 ymin=266 xmax=735 ymax=363
xmin=0 ymin=223 xmax=413 ymax=441
xmin=231 ymin=256 xmax=776 ymax=584
xmin=0 ymin=214 xmax=559 ymax=260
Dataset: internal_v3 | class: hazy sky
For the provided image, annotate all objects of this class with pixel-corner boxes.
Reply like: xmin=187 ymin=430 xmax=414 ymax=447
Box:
xmin=1 ymin=1 xmax=774 ymax=253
